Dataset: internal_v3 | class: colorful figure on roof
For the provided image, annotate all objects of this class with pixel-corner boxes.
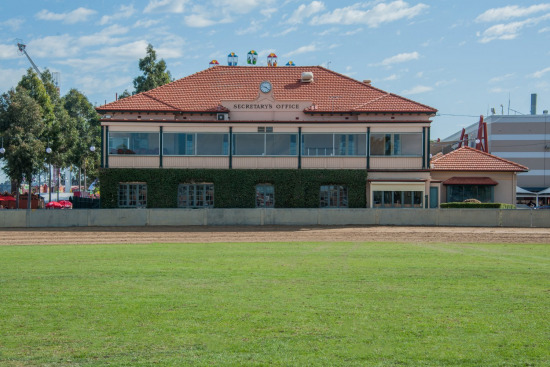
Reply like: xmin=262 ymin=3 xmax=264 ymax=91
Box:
xmin=267 ymin=53 xmax=278 ymax=67
xmin=286 ymin=61 xmax=296 ymax=66
xmin=247 ymin=50 xmax=258 ymax=65
xmin=227 ymin=52 xmax=238 ymax=66
xmin=209 ymin=60 xmax=220 ymax=67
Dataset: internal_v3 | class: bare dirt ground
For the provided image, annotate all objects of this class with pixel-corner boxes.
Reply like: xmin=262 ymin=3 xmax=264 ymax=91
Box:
xmin=0 ymin=226 xmax=549 ymax=245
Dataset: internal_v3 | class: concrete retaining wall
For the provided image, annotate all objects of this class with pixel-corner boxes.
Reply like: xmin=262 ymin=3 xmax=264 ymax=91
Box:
xmin=0 ymin=208 xmax=549 ymax=228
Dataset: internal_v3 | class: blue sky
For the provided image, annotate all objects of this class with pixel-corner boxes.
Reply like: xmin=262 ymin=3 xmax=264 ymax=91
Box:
xmin=1 ymin=0 xmax=550 ymax=140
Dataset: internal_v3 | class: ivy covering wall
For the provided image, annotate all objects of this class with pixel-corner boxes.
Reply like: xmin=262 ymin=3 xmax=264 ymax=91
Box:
xmin=100 ymin=168 xmax=367 ymax=208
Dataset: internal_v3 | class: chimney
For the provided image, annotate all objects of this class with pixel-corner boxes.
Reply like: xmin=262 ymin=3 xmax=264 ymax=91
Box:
xmin=363 ymin=80 xmax=371 ymax=85
xmin=531 ymin=93 xmax=537 ymax=115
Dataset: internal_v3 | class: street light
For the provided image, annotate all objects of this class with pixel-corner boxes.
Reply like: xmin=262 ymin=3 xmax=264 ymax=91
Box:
xmin=0 ymin=137 xmax=5 ymax=154
xmin=46 ymin=145 xmax=52 ymax=203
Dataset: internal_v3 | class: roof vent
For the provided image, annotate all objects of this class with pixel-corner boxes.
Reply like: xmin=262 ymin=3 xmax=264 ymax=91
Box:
xmin=363 ymin=80 xmax=371 ymax=85
xmin=301 ymin=72 xmax=314 ymax=83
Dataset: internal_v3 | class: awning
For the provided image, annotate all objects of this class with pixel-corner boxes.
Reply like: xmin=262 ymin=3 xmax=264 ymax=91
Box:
xmin=516 ymin=186 xmax=537 ymax=196
xmin=442 ymin=177 xmax=498 ymax=186
xmin=536 ymin=187 xmax=550 ymax=197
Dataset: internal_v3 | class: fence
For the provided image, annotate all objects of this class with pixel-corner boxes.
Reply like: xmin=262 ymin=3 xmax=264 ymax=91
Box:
xmin=0 ymin=208 xmax=548 ymax=228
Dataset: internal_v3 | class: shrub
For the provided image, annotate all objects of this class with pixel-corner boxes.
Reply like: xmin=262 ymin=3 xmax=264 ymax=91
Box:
xmin=100 ymin=168 xmax=367 ymax=209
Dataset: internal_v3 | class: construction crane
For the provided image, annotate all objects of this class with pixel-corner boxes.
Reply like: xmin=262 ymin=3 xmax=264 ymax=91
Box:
xmin=16 ymin=42 xmax=60 ymax=92
xmin=17 ymin=42 xmax=42 ymax=77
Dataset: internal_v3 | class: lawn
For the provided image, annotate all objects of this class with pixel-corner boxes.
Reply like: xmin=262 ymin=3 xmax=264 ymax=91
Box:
xmin=0 ymin=241 xmax=548 ymax=366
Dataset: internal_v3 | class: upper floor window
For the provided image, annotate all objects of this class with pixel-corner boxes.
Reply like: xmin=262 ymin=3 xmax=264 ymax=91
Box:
xmin=370 ymin=133 xmax=422 ymax=156
xmin=320 ymin=185 xmax=348 ymax=208
xmin=163 ymin=133 xmax=229 ymax=156
xmin=109 ymin=132 xmax=159 ymax=155
xmin=178 ymin=183 xmax=215 ymax=208
xmin=302 ymin=133 xmax=367 ymax=156
xmin=118 ymin=183 xmax=147 ymax=208
xmin=233 ymin=133 xmax=297 ymax=156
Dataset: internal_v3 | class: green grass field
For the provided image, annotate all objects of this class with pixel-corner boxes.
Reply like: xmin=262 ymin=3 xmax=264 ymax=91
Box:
xmin=0 ymin=241 xmax=548 ymax=366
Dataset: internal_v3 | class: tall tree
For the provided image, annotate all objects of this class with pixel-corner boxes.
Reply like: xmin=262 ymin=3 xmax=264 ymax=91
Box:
xmin=1 ymin=86 xmax=47 ymax=208
xmin=63 ymin=89 xmax=100 ymax=189
xmin=133 ymin=44 xmax=173 ymax=94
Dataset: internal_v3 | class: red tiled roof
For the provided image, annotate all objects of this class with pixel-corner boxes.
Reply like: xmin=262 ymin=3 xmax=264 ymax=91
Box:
xmin=97 ymin=66 xmax=437 ymax=114
xmin=442 ymin=177 xmax=498 ymax=185
xmin=431 ymin=146 xmax=528 ymax=172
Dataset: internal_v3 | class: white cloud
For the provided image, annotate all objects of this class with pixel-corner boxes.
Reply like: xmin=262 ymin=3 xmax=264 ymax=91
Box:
xmin=273 ymin=27 xmax=298 ymax=37
xmin=156 ymin=35 xmax=186 ymax=59
xmin=212 ymin=0 xmax=267 ymax=14
xmin=261 ymin=7 xmax=278 ymax=18
xmin=489 ymin=73 xmax=514 ymax=83
xmin=530 ymin=66 xmax=550 ymax=78
xmin=133 ymin=19 xmax=162 ymax=28
xmin=384 ymin=74 xmax=398 ymax=81
xmin=144 ymin=0 xmax=187 ymax=13
xmin=76 ymin=74 xmax=133 ymax=97
xmin=184 ymin=14 xmax=218 ymax=27
xmin=0 ymin=44 xmax=20 ymax=60
xmin=416 ymin=71 xmax=423 ymax=78
xmin=317 ymin=27 xmax=339 ymax=36
xmin=92 ymin=40 xmax=151 ymax=60
xmin=79 ymin=25 xmax=129 ymax=47
xmin=376 ymin=51 xmax=419 ymax=66
xmin=284 ymin=44 xmax=317 ymax=57
xmin=402 ymin=85 xmax=433 ymax=94
xmin=0 ymin=18 xmax=24 ymax=31
xmin=287 ymin=1 xmax=326 ymax=25
xmin=478 ymin=13 xmax=550 ymax=42
xmin=475 ymin=4 xmax=550 ymax=23
xmin=489 ymin=87 xmax=506 ymax=93
xmin=35 ymin=7 xmax=97 ymax=24
xmin=0 ymin=67 xmax=27 ymax=93
xmin=343 ymin=28 xmax=363 ymax=35
xmin=27 ymin=35 xmax=79 ymax=58
xmin=100 ymin=5 xmax=135 ymax=25
xmin=311 ymin=1 xmax=428 ymax=27
xmin=539 ymin=26 xmax=550 ymax=33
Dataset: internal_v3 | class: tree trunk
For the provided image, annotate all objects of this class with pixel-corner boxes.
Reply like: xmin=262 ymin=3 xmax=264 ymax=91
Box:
xmin=15 ymin=179 xmax=19 ymax=209
xmin=27 ymin=174 xmax=32 ymax=210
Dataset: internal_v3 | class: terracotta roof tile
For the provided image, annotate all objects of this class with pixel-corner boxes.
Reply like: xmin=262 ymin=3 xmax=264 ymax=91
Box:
xmin=97 ymin=66 xmax=437 ymax=114
xmin=431 ymin=146 xmax=528 ymax=172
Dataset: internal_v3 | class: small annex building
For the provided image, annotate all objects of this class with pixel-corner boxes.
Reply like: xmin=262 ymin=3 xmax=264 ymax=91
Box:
xmin=97 ymin=64 xmax=440 ymax=209
xmin=430 ymin=146 xmax=528 ymax=205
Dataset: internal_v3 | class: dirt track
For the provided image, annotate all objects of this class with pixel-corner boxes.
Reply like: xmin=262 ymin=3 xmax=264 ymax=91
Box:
xmin=1 ymin=226 xmax=549 ymax=245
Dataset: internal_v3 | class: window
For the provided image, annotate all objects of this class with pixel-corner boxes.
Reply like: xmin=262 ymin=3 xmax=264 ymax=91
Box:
xmin=118 ymin=183 xmax=147 ymax=208
xmin=302 ymin=133 xmax=367 ymax=156
xmin=163 ymin=133 xmax=229 ymax=156
xmin=320 ymin=185 xmax=348 ymax=208
xmin=256 ymin=184 xmax=275 ymax=208
xmin=373 ymin=191 xmax=423 ymax=208
xmin=233 ymin=133 xmax=297 ymax=156
xmin=370 ymin=133 xmax=422 ymax=156
xmin=109 ymin=132 xmax=159 ymax=155
xmin=447 ymin=185 xmax=493 ymax=203
xmin=178 ymin=183 xmax=214 ymax=208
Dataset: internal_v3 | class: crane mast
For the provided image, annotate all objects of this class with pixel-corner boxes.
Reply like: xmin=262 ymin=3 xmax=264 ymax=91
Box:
xmin=17 ymin=43 xmax=43 ymax=77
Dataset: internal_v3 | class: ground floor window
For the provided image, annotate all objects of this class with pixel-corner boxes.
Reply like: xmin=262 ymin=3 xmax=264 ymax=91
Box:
xmin=320 ymin=185 xmax=348 ymax=208
xmin=118 ymin=183 xmax=147 ymax=208
xmin=178 ymin=183 xmax=214 ymax=208
xmin=256 ymin=184 xmax=275 ymax=208
xmin=373 ymin=191 xmax=423 ymax=208
xmin=447 ymin=185 xmax=493 ymax=203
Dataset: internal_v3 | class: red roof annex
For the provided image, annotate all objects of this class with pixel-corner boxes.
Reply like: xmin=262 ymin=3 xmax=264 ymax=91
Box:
xmin=431 ymin=146 xmax=528 ymax=172
xmin=97 ymin=66 xmax=437 ymax=114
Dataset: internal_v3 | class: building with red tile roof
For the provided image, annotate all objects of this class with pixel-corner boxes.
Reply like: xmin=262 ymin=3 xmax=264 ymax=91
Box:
xmin=430 ymin=146 xmax=528 ymax=204
xmin=101 ymin=63 xmax=520 ymax=208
